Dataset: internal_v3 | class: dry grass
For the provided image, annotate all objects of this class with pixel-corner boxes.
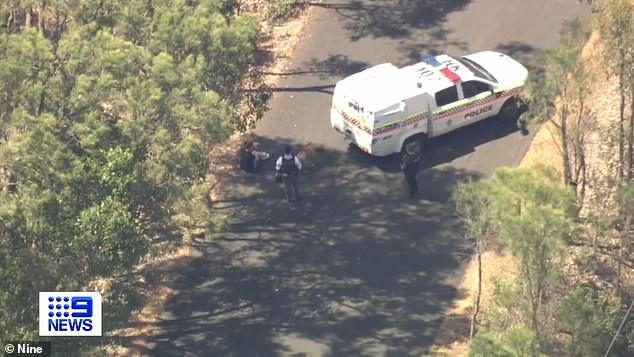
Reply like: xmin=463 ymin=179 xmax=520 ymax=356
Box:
xmin=95 ymin=245 xmax=204 ymax=356
xmin=207 ymin=132 xmax=252 ymax=202
xmin=429 ymin=251 xmax=517 ymax=356
xmin=519 ymin=121 xmax=564 ymax=172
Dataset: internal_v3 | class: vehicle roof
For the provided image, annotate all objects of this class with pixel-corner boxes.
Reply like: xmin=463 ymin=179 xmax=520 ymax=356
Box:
xmin=338 ymin=54 xmax=478 ymax=112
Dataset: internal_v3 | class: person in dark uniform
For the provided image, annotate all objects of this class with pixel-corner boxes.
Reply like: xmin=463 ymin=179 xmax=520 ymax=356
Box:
xmin=400 ymin=142 xmax=421 ymax=197
xmin=239 ymin=140 xmax=270 ymax=173
xmin=239 ymin=140 xmax=257 ymax=173
xmin=275 ymin=145 xmax=302 ymax=202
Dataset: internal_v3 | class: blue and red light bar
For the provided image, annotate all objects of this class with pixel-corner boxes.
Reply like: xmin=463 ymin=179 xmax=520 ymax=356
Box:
xmin=422 ymin=55 xmax=441 ymax=67
xmin=439 ymin=67 xmax=460 ymax=82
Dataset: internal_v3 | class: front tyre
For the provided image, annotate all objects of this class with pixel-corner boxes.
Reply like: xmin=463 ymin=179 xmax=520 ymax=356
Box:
xmin=500 ymin=97 xmax=520 ymax=121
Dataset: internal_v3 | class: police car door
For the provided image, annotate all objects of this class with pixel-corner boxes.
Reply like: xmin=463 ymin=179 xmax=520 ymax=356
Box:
xmin=459 ymin=80 xmax=495 ymax=125
xmin=432 ymin=83 xmax=474 ymax=136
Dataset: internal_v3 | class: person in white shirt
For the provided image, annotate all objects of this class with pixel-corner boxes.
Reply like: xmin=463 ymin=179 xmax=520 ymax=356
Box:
xmin=251 ymin=142 xmax=270 ymax=162
xmin=275 ymin=145 xmax=302 ymax=202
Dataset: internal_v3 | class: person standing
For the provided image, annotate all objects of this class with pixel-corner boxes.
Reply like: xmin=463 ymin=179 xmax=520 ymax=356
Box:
xmin=275 ymin=145 xmax=302 ymax=202
xmin=400 ymin=142 xmax=421 ymax=198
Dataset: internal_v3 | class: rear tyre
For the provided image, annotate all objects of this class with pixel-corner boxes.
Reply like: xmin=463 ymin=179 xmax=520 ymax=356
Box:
xmin=401 ymin=134 xmax=426 ymax=156
xmin=500 ymin=97 xmax=520 ymax=121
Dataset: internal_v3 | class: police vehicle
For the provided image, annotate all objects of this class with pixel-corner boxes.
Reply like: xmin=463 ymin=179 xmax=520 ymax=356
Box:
xmin=330 ymin=51 xmax=529 ymax=156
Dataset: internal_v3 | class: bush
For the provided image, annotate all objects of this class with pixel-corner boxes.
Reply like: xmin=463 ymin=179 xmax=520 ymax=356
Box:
xmin=266 ymin=0 xmax=300 ymax=23
xmin=558 ymin=288 xmax=622 ymax=356
xmin=470 ymin=327 xmax=543 ymax=357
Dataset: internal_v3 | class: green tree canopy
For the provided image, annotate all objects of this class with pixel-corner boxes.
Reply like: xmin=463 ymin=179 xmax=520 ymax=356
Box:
xmin=0 ymin=0 xmax=269 ymax=344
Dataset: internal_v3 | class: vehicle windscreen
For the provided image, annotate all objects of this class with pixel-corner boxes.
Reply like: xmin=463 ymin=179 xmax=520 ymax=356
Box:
xmin=457 ymin=57 xmax=498 ymax=83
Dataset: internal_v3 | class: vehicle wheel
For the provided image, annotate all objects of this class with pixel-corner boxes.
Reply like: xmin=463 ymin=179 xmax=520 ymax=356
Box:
xmin=500 ymin=98 xmax=520 ymax=121
xmin=401 ymin=135 xmax=426 ymax=156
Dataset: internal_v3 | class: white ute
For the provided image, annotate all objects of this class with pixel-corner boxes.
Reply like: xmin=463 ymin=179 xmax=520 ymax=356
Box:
xmin=330 ymin=51 xmax=529 ymax=156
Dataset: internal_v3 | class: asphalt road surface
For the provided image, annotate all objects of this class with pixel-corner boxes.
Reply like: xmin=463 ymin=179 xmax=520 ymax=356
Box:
xmin=131 ymin=1 xmax=591 ymax=356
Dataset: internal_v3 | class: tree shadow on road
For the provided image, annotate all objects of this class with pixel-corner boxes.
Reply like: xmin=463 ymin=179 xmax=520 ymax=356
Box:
xmin=118 ymin=137 xmax=478 ymax=356
xmin=308 ymin=0 xmax=472 ymax=41
xmin=271 ymin=83 xmax=336 ymax=95
xmin=268 ymin=55 xmax=370 ymax=94
xmin=495 ymin=41 xmax=539 ymax=71
xmin=400 ymin=38 xmax=470 ymax=64
xmin=266 ymin=54 xmax=370 ymax=80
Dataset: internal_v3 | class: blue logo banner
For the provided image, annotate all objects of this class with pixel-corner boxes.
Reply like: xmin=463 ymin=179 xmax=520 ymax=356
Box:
xmin=38 ymin=292 xmax=102 ymax=337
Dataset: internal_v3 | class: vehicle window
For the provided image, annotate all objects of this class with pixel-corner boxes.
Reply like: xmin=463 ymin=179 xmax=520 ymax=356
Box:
xmin=435 ymin=86 xmax=458 ymax=107
xmin=456 ymin=57 xmax=498 ymax=83
xmin=462 ymin=81 xmax=491 ymax=98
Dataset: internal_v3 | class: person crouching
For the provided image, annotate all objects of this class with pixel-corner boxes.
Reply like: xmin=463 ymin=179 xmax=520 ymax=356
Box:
xmin=239 ymin=140 xmax=270 ymax=173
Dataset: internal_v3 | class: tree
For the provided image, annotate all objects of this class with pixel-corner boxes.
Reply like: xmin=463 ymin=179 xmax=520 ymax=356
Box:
xmin=595 ymin=0 xmax=634 ymax=181
xmin=523 ymin=19 xmax=594 ymax=208
xmin=470 ymin=330 xmax=515 ymax=357
xmin=615 ymin=182 xmax=634 ymax=293
xmin=459 ymin=166 xmax=576 ymax=351
xmin=75 ymin=196 xmax=145 ymax=276
xmin=462 ymin=167 xmax=577 ymax=354
xmin=0 ymin=28 xmax=53 ymax=143
xmin=265 ymin=0 xmax=301 ymax=24
xmin=489 ymin=167 xmax=576 ymax=346
xmin=453 ymin=179 xmax=498 ymax=339
xmin=0 ymin=0 xmax=270 ymax=344
xmin=502 ymin=327 xmax=543 ymax=357
xmin=558 ymin=288 xmax=619 ymax=356
xmin=470 ymin=327 xmax=543 ymax=357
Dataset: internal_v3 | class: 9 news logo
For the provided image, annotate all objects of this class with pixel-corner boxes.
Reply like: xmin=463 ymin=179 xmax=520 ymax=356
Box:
xmin=39 ymin=292 xmax=102 ymax=336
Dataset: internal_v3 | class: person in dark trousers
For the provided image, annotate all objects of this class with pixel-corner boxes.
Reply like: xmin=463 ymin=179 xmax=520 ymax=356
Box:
xmin=239 ymin=140 xmax=269 ymax=173
xmin=275 ymin=145 xmax=303 ymax=202
xmin=239 ymin=140 xmax=256 ymax=173
xmin=401 ymin=142 xmax=421 ymax=197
